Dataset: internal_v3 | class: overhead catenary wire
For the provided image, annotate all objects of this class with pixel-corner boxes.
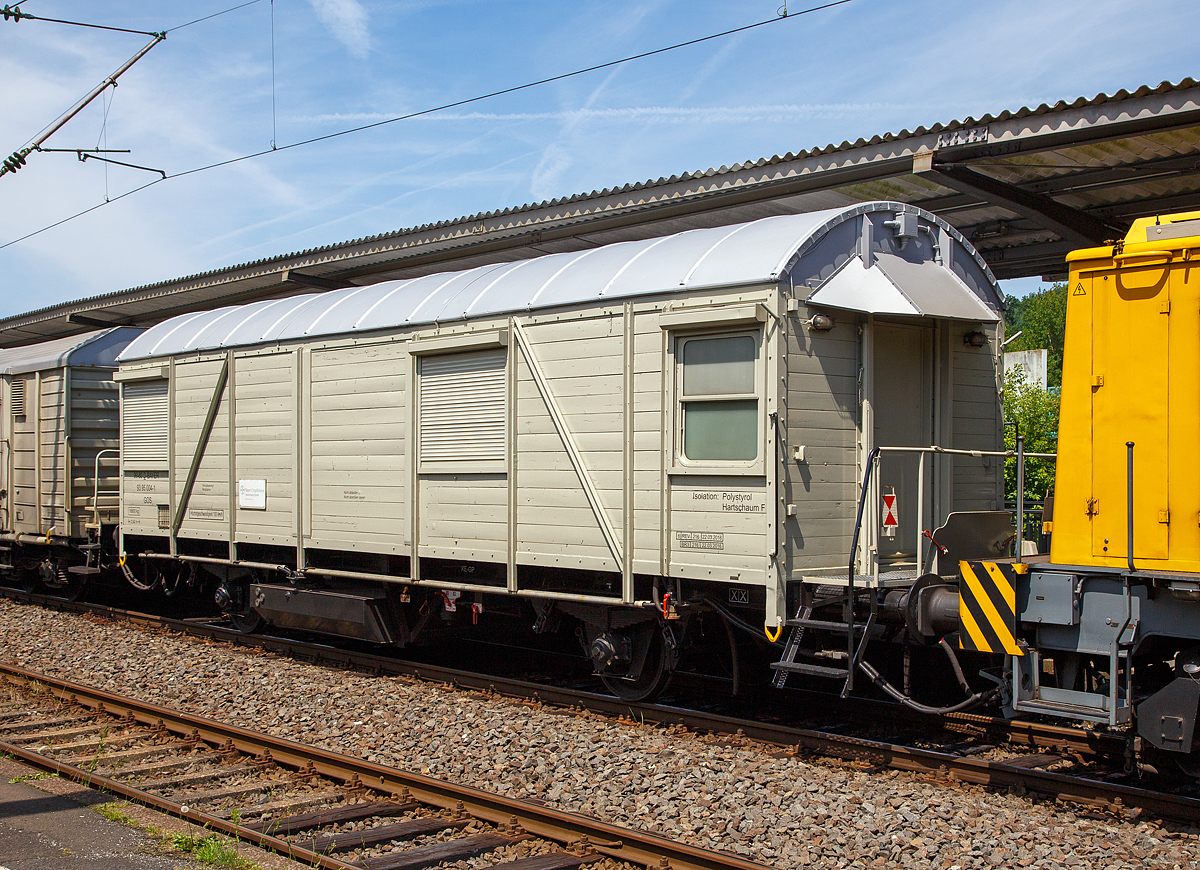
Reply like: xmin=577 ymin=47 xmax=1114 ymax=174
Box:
xmin=1 ymin=0 xmax=262 ymax=181
xmin=0 ymin=0 xmax=858 ymax=250
xmin=172 ymin=0 xmax=857 ymax=180
xmin=167 ymin=0 xmax=264 ymax=34
xmin=0 ymin=0 xmax=263 ymax=34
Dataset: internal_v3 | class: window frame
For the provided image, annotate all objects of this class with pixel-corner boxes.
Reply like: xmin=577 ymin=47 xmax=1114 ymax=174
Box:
xmin=671 ymin=328 xmax=765 ymax=476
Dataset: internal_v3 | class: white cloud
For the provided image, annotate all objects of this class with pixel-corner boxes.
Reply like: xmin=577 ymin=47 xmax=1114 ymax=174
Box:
xmin=308 ymin=0 xmax=371 ymax=58
xmin=289 ymin=103 xmax=905 ymax=125
xmin=530 ymin=143 xmax=573 ymax=201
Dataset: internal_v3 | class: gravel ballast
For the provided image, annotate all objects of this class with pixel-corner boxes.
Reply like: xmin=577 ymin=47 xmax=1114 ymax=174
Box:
xmin=0 ymin=599 xmax=1194 ymax=869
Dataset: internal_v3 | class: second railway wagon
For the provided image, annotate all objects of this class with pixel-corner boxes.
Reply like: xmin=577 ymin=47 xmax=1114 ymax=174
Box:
xmin=0 ymin=327 xmax=142 ymax=589
xmin=115 ymin=202 xmax=1005 ymax=698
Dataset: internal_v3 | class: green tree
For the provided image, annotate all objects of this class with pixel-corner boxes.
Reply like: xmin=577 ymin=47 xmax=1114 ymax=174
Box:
xmin=1005 ymin=283 xmax=1067 ymax=388
xmin=1003 ymin=367 xmax=1059 ymax=504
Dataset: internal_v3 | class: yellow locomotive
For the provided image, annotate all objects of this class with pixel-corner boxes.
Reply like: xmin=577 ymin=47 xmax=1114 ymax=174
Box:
xmin=1055 ymin=211 xmax=1200 ymax=574
xmin=984 ymin=211 xmax=1200 ymax=763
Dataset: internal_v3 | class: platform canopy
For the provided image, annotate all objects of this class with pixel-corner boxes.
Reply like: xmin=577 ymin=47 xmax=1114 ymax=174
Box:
xmin=4 ymin=78 xmax=1200 ymax=348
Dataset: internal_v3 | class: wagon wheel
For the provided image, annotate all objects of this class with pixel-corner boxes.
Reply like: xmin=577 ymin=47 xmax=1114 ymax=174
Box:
xmin=55 ymin=572 xmax=85 ymax=602
xmin=229 ymin=608 xmax=265 ymax=634
xmin=600 ymin=622 xmax=674 ymax=702
xmin=40 ymin=559 xmax=83 ymax=601
xmin=228 ymin=576 xmax=264 ymax=634
xmin=16 ymin=567 xmax=38 ymax=594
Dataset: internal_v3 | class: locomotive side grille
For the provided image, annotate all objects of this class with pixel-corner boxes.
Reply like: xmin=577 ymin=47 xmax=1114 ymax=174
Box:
xmin=122 ymin=379 xmax=170 ymax=464
xmin=419 ymin=349 xmax=506 ymax=463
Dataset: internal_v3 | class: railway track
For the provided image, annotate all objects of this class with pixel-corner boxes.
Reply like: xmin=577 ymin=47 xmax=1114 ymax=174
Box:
xmin=0 ymin=662 xmax=769 ymax=870
xmin=3 ymin=586 xmax=1196 ymax=828
xmin=0 ymin=584 xmax=1123 ymax=759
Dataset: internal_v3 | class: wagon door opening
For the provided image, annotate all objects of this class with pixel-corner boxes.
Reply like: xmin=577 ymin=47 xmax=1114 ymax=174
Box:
xmin=871 ymin=321 xmax=935 ymax=574
xmin=414 ymin=345 xmax=509 ymax=587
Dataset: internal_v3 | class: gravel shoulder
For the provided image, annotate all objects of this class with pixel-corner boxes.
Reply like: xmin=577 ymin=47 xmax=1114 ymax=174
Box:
xmin=0 ymin=598 xmax=1195 ymax=870
xmin=0 ymin=754 xmax=308 ymax=870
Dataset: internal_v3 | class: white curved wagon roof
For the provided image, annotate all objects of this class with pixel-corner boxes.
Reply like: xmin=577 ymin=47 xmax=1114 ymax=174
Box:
xmin=120 ymin=203 xmax=1001 ymax=362
xmin=0 ymin=327 xmax=143 ymax=375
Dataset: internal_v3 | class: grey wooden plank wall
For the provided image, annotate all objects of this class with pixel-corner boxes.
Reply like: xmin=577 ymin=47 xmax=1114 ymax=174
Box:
xmin=174 ymin=357 xmax=231 ymax=541
xmin=67 ymin=368 xmax=120 ymax=534
xmin=308 ymin=343 xmax=407 ymax=552
xmin=783 ymin=308 xmax=859 ymax=570
xmin=951 ymin=336 xmax=1004 ymax=510
xmin=10 ymin=374 xmax=38 ymax=533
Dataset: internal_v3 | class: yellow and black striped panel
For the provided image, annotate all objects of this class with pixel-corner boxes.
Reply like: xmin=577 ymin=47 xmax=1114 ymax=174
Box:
xmin=958 ymin=561 xmax=1025 ymax=656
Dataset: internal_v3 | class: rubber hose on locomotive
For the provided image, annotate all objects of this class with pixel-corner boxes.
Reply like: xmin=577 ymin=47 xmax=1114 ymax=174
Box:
xmin=938 ymin=637 xmax=973 ymax=697
xmin=857 ymin=659 xmax=999 ymax=715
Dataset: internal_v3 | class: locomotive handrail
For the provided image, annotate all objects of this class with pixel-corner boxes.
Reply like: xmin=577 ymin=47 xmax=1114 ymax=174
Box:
xmin=1113 ymin=249 xmax=1173 ymax=264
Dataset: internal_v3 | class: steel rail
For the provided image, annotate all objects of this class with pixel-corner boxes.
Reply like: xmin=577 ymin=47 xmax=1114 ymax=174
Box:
xmin=0 ymin=662 xmax=774 ymax=870
xmin=0 ymin=728 xmax=358 ymax=869
xmin=0 ymin=585 xmax=1128 ymax=760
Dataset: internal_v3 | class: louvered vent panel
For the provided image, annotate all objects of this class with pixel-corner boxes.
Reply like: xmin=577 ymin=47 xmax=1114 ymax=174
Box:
xmin=122 ymin=380 xmax=169 ymax=464
xmin=10 ymin=378 xmax=24 ymax=416
xmin=419 ymin=349 xmax=506 ymax=463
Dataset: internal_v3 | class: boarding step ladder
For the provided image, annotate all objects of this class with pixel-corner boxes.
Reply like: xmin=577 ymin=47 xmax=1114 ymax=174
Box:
xmin=1013 ymin=614 xmax=1139 ymax=728
xmin=68 ymin=541 xmax=103 ymax=576
xmin=773 ymin=443 xmax=938 ymax=694
xmin=770 ymin=581 xmax=883 ymax=696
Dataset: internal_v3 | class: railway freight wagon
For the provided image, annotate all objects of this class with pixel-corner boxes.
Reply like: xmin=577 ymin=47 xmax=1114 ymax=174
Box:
xmin=0 ymin=327 xmax=142 ymax=591
xmin=115 ymin=202 xmax=1005 ymax=698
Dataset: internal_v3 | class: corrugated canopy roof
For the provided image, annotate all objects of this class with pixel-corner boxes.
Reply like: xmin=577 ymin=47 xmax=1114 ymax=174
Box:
xmin=121 ymin=203 xmax=1000 ymax=361
xmin=8 ymin=78 xmax=1200 ymax=348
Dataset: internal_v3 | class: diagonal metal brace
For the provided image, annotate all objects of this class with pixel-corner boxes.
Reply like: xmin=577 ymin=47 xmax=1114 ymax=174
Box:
xmin=511 ymin=320 xmax=623 ymax=569
xmin=171 ymin=355 xmax=228 ymax=536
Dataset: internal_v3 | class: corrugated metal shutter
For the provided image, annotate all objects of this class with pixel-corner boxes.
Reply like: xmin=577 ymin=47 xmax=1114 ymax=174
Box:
xmin=419 ymin=349 xmax=506 ymax=462
xmin=122 ymin=379 xmax=169 ymax=464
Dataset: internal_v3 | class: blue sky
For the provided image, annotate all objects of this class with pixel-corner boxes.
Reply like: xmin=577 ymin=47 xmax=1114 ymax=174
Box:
xmin=1 ymin=0 xmax=1198 ymax=316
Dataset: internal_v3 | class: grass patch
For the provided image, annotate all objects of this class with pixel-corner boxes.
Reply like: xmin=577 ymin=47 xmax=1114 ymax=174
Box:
xmin=94 ymin=802 xmax=262 ymax=870
xmin=171 ymin=833 xmax=259 ymax=869
xmin=9 ymin=771 xmax=56 ymax=783
xmin=96 ymin=802 xmax=138 ymax=825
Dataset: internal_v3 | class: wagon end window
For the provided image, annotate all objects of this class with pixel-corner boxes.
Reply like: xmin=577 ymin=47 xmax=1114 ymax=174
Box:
xmin=679 ymin=334 xmax=759 ymax=463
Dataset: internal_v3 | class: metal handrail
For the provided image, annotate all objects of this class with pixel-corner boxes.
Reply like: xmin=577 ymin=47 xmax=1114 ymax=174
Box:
xmin=854 ymin=444 xmax=1058 ymax=576
xmin=91 ymin=449 xmax=119 ymax=526
xmin=843 ymin=447 xmax=880 ymax=695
